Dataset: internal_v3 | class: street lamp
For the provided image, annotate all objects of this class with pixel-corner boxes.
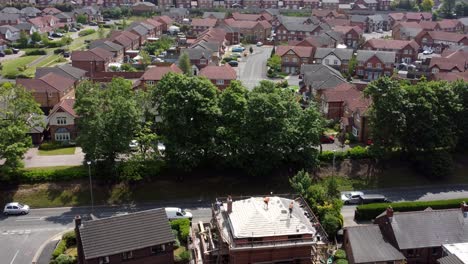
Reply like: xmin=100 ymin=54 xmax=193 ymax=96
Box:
xmin=332 ymin=149 xmax=336 ymax=176
xmin=86 ymin=161 xmax=94 ymax=213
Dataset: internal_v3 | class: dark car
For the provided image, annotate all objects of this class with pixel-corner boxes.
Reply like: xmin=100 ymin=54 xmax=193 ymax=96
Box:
xmin=12 ymin=48 xmax=19 ymax=54
xmin=228 ymin=61 xmax=238 ymax=67
xmin=358 ymin=194 xmax=391 ymax=205
xmin=0 ymin=52 xmax=5 ymax=57
xmin=89 ymin=22 xmax=98 ymax=26
xmin=320 ymin=135 xmax=335 ymax=144
xmin=63 ymin=51 xmax=70 ymax=58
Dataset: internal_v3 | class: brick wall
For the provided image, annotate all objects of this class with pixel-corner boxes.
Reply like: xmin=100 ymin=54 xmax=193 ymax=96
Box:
xmin=84 ymin=244 xmax=174 ymax=264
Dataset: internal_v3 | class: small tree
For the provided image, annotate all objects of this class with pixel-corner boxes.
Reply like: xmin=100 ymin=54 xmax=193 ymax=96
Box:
xmin=347 ymin=55 xmax=357 ymax=78
xmin=321 ymin=212 xmax=342 ymax=238
xmin=326 ymin=177 xmax=340 ymax=199
xmin=267 ymin=54 xmax=281 ymax=72
xmin=54 ymin=254 xmax=75 ymax=264
xmin=76 ymin=14 xmax=87 ymax=24
xmin=18 ymin=31 xmax=29 ymax=48
xmin=139 ymin=49 xmax=152 ymax=70
xmin=178 ymin=52 xmax=192 ymax=76
xmin=97 ymin=26 xmax=105 ymax=39
xmin=31 ymin=32 xmax=41 ymax=43
xmin=289 ymin=170 xmax=312 ymax=197
xmin=420 ymin=0 xmax=434 ymax=11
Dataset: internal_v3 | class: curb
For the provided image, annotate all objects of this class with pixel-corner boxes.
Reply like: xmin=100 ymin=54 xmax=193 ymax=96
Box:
xmin=31 ymin=228 xmax=73 ymax=264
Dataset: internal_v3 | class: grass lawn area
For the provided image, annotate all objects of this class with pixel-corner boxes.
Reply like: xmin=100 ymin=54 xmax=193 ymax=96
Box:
xmin=38 ymin=147 xmax=76 ymax=156
xmin=1 ymin=55 xmax=41 ymax=77
xmin=23 ymin=54 xmax=62 ymax=76
xmin=67 ymin=28 xmax=110 ymax=51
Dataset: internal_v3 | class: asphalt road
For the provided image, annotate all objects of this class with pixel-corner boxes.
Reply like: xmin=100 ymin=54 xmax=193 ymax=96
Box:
xmin=0 ymin=202 xmax=212 ymax=264
xmin=238 ymin=45 xmax=273 ymax=89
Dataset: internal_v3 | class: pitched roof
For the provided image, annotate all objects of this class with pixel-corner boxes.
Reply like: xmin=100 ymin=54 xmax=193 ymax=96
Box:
xmin=224 ymin=18 xmax=272 ymax=30
xmin=0 ymin=13 xmax=20 ymax=21
xmin=276 ymin=45 xmax=315 ymax=58
xmin=21 ymin=7 xmax=41 ymax=15
xmin=1 ymin=7 xmax=20 ymax=14
xmin=421 ymin=31 xmax=468 ymax=43
xmin=321 ymin=83 xmax=357 ymax=102
xmin=203 ymin=12 xmax=226 ymax=19
xmin=49 ymin=99 xmax=76 ymax=117
xmin=0 ymin=25 xmax=19 ymax=34
xmin=231 ymin=12 xmax=262 ymax=21
xmin=366 ymin=39 xmax=419 ymax=50
xmin=356 ymin=50 xmax=396 ymax=64
xmin=191 ymin=18 xmax=217 ymax=27
xmin=71 ymin=47 xmax=114 ymax=62
xmin=17 ymin=72 xmax=75 ymax=93
xmin=141 ymin=64 xmax=182 ymax=81
xmin=301 ymin=64 xmax=347 ymax=90
xmin=314 ymin=48 xmax=353 ymax=60
xmin=89 ymin=40 xmax=124 ymax=53
xmin=376 ymin=208 xmax=468 ymax=250
xmin=79 ymin=209 xmax=174 ymax=260
xmin=333 ymin=25 xmax=362 ymax=35
xmin=155 ymin=15 xmax=173 ymax=25
xmin=438 ymin=255 xmax=464 ymax=264
xmin=36 ymin=64 xmax=87 ymax=81
xmin=200 ymin=64 xmax=237 ymax=80
xmin=346 ymin=225 xmax=406 ymax=263
xmin=350 ymin=15 xmax=367 ymax=23
xmin=433 ymin=71 xmax=468 ymax=82
xmin=429 ymin=57 xmax=466 ymax=72
xmin=42 ymin=7 xmax=62 ymax=15
xmin=183 ymin=48 xmax=212 ymax=60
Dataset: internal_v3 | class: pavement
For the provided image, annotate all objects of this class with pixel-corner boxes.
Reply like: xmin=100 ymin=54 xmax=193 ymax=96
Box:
xmin=1 ymin=202 xmax=212 ymax=264
xmin=23 ymin=147 xmax=85 ymax=168
xmin=237 ymin=45 xmax=273 ymax=90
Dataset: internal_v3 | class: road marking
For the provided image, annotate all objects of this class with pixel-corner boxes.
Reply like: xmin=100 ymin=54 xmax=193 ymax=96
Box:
xmin=9 ymin=250 xmax=19 ymax=264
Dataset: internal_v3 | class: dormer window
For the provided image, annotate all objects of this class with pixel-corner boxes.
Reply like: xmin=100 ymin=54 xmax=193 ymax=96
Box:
xmin=57 ymin=117 xmax=67 ymax=125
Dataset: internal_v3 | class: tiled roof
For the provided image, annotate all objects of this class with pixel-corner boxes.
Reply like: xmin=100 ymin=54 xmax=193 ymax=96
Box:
xmin=0 ymin=25 xmax=19 ymax=34
xmin=389 ymin=12 xmax=405 ymax=21
xmin=191 ymin=18 xmax=217 ymax=27
xmin=346 ymin=225 xmax=406 ymax=263
xmin=324 ymin=18 xmax=351 ymax=27
xmin=145 ymin=18 xmax=162 ymax=28
xmin=433 ymin=71 xmax=468 ymax=82
xmin=276 ymin=45 xmax=314 ymax=58
xmin=71 ymin=47 xmax=114 ymax=61
xmin=333 ymin=25 xmax=362 ymax=35
xmin=89 ymin=40 xmax=123 ymax=53
xmin=224 ymin=18 xmax=272 ymax=30
xmin=17 ymin=72 xmax=75 ymax=93
xmin=438 ymin=19 xmax=462 ymax=29
xmin=42 ymin=7 xmax=62 ymax=15
xmin=314 ymin=48 xmax=353 ymax=60
xmin=1 ymin=13 xmax=20 ymax=21
xmin=366 ymin=39 xmax=419 ymax=50
xmin=36 ymin=64 xmax=87 ymax=81
xmin=155 ymin=15 xmax=173 ymax=25
xmin=203 ymin=12 xmax=226 ymax=19
xmin=49 ymin=99 xmax=76 ymax=117
xmin=301 ymin=64 xmax=347 ymax=90
xmin=356 ymin=50 xmax=396 ymax=64
xmin=429 ymin=57 xmax=466 ymax=71
xmin=79 ymin=209 xmax=174 ymax=260
xmin=438 ymin=255 xmax=464 ymax=264
xmin=376 ymin=208 xmax=468 ymax=250
xmin=199 ymin=64 xmax=237 ymax=80
xmin=421 ymin=31 xmax=468 ymax=43
xmin=141 ymin=64 xmax=182 ymax=81
xmin=183 ymin=48 xmax=212 ymax=60
xmin=321 ymin=83 xmax=357 ymax=102
xmin=1 ymin=7 xmax=20 ymax=14
xmin=231 ymin=12 xmax=262 ymax=21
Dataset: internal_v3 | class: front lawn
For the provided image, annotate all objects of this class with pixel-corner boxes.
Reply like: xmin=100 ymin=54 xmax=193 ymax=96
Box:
xmin=1 ymin=55 xmax=41 ymax=78
xmin=38 ymin=147 xmax=76 ymax=156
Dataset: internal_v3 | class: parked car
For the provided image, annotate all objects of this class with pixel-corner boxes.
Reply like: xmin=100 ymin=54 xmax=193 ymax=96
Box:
xmin=256 ymin=42 xmax=263 ymax=47
xmin=69 ymin=28 xmax=78 ymax=32
xmin=165 ymin=207 xmax=192 ymax=220
xmin=423 ymin=49 xmax=433 ymax=55
xmin=63 ymin=51 xmax=70 ymax=58
xmin=0 ymin=52 xmax=5 ymax=57
xmin=89 ymin=22 xmax=98 ymax=26
xmin=320 ymin=134 xmax=335 ymax=144
xmin=228 ymin=61 xmax=238 ymax=67
xmin=4 ymin=202 xmax=30 ymax=215
xmin=358 ymin=194 xmax=391 ymax=204
xmin=341 ymin=191 xmax=364 ymax=205
xmin=12 ymin=48 xmax=19 ymax=54
xmin=48 ymin=36 xmax=54 ymax=40
xmin=232 ymin=47 xmax=245 ymax=53
xmin=52 ymin=32 xmax=63 ymax=38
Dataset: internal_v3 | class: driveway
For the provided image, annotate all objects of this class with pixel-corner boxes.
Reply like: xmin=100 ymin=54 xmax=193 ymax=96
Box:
xmin=23 ymin=148 xmax=85 ymax=168
xmin=238 ymin=45 xmax=273 ymax=90
xmin=0 ymin=51 xmax=25 ymax=63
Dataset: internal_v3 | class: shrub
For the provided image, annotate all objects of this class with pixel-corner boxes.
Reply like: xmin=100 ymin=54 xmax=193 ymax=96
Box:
xmin=78 ymin=29 xmax=96 ymax=36
xmin=4 ymin=49 xmax=12 ymax=55
xmin=334 ymin=249 xmax=346 ymax=260
xmin=355 ymin=197 xmax=468 ymax=220
xmin=52 ymin=240 xmax=67 ymax=259
xmin=39 ymin=142 xmax=64 ymax=150
xmin=54 ymin=254 xmax=75 ymax=264
xmin=321 ymin=212 xmax=342 ymax=238
xmin=54 ymin=48 xmax=66 ymax=54
xmin=347 ymin=146 xmax=369 ymax=159
xmin=319 ymin=150 xmax=346 ymax=162
xmin=179 ymin=250 xmax=191 ymax=261
xmin=26 ymin=49 xmax=47 ymax=56
xmin=19 ymin=166 xmax=88 ymax=183
xmin=414 ymin=150 xmax=454 ymax=179
xmin=62 ymin=231 xmax=76 ymax=247
xmin=170 ymin=218 xmax=191 ymax=242
xmin=335 ymin=260 xmax=348 ymax=264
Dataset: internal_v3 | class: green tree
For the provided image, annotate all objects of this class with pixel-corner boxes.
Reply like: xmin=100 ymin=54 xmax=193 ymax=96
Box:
xmin=455 ymin=2 xmax=468 ymax=17
xmin=267 ymin=54 xmax=281 ymax=72
xmin=97 ymin=26 xmax=105 ymax=39
xmin=440 ymin=0 xmax=456 ymax=17
xmin=178 ymin=52 xmax=192 ymax=76
xmin=31 ymin=32 xmax=41 ymax=43
xmin=289 ymin=169 xmax=312 ymax=197
xmin=122 ymin=18 xmax=128 ymax=29
xmin=453 ymin=81 xmax=468 ymax=150
xmin=326 ymin=177 xmax=340 ymax=199
xmin=0 ymin=83 xmax=43 ymax=175
xmin=321 ymin=212 xmax=342 ymax=238
xmin=54 ymin=254 xmax=75 ymax=264
xmin=152 ymin=73 xmax=220 ymax=171
xmin=76 ymin=14 xmax=87 ymax=24
xmin=18 ymin=31 xmax=29 ymax=48
xmin=135 ymin=121 xmax=159 ymax=160
xmin=75 ymin=78 xmax=141 ymax=171
xmin=420 ymin=0 xmax=434 ymax=11
xmin=139 ymin=49 xmax=152 ymax=70
xmin=347 ymin=54 xmax=357 ymax=78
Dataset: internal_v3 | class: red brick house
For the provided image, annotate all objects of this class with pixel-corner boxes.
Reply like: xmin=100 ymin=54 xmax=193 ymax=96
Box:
xmin=333 ymin=25 xmax=363 ymax=49
xmin=311 ymin=9 xmax=343 ymax=20
xmin=283 ymin=0 xmax=304 ymax=9
xmin=276 ymin=45 xmax=315 ymax=74
xmin=48 ymin=99 xmax=78 ymax=142
xmin=437 ymin=19 xmax=464 ymax=32
xmin=340 ymin=88 xmax=371 ymax=142
xmin=75 ymin=209 xmax=175 ymax=264
xmin=319 ymin=83 xmax=358 ymax=120
xmin=139 ymin=64 xmax=182 ymax=89
xmin=303 ymin=0 xmax=320 ymax=9
xmin=429 ymin=57 xmax=466 ymax=75
xmin=191 ymin=18 xmax=218 ymax=35
xmin=154 ymin=16 xmax=173 ymax=32
xmin=199 ymin=64 xmax=237 ymax=90
xmin=415 ymin=31 xmax=468 ymax=53
xmin=71 ymin=47 xmax=115 ymax=76
xmin=17 ymin=73 xmax=76 ymax=113
xmin=224 ymin=19 xmax=272 ymax=43
xmin=230 ymin=12 xmax=271 ymax=22
xmin=362 ymin=39 xmax=420 ymax=64
xmin=389 ymin=12 xmax=431 ymax=27
xmin=145 ymin=18 xmax=163 ymax=36
xmin=275 ymin=18 xmax=330 ymax=42
xmin=355 ymin=50 xmax=395 ymax=81
xmin=354 ymin=0 xmax=377 ymax=10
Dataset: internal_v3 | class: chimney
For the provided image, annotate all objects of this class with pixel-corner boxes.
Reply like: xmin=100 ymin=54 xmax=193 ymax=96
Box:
xmin=461 ymin=202 xmax=468 ymax=217
xmin=74 ymin=215 xmax=85 ymax=264
xmin=386 ymin=206 xmax=394 ymax=222
xmin=74 ymin=215 xmax=82 ymax=228
xmin=227 ymin=195 xmax=233 ymax=214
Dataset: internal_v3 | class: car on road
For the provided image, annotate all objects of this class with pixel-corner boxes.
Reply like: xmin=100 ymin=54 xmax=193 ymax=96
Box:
xmin=165 ymin=207 xmax=192 ymax=220
xmin=320 ymin=134 xmax=335 ymax=144
xmin=341 ymin=191 xmax=364 ymax=205
xmin=228 ymin=61 xmax=239 ymax=67
xmin=358 ymin=194 xmax=391 ymax=204
xmin=256 ymin=42 xmax=263 ymax=47
xmin=4 ymin=202 xmax=30 ymax=215
xmin=63 ymin=51 xmax=70 ymax=58
xmin=232 ymin=46 xmax=245 ymax=53
xmin=423 ymin=49 xmax=433 ymax=55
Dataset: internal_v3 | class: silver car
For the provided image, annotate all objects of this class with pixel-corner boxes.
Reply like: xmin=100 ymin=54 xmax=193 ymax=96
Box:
xmin=3 ymin=202 xmax=30 ymax=215
xmin=341 ymin=191 xmax=364 ymax=205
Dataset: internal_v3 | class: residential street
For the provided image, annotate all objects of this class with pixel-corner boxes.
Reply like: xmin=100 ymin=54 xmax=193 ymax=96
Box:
xmin=238 ymin=45 xmax=273 ymax=89
xmin=1 ymin=202 xmax=211 ymax=264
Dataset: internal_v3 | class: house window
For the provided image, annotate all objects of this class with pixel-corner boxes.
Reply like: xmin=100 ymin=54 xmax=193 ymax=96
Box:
xmin=99 ymin=256 xmax=110 ymax=264
xmin=200 ymin=59 xmax=207 ymax=65
xmin=376 ymin=63 xmax=381 ymax=69
xmin=357 ymin=69 xmax=364 ymax=75
xmin=284 ymin=57 xmax=289 ymax=62
xmin=302 ymin=58 xmax=308 ymax=63
xmin=55 ymin=128 xmax=70 ymax=142
xmin=122 ymin=251 xmax=133 ymax=260
xmin=333 ymin=60 xmax=338 ymax=65
xmin=292 ymin=57 xmax=298 ymax=63
xmin=385 ymin=63 xmax=391 ymax=68
xmin=147 ymin=80 xmax=155 ymax=85
xmin=431 ymin=248 xmax=438 ymax=256
xmin=57 ymin=117 xmax=67 ymax=125
xmin=358 ymin=61 xmax=363 ymax=66
xmin=325 ymin=59 xmax=330 ymax=64
xmin=422 ymin=37 xmax=428 ymax=43
xmin=216 ymin=79 xmax=224 ymax=85
xmin=151 ymin=244 xmax=166 ymax=254
xmin=432 ymin=67 xmax=439 ymax=74
xmin=347 ymin=33 xmax=351 ymax=38
xmin=367 ymin=63 xmax=372 ymax=68
xmin=407 ymin=249 xmax=415 ymax=256
xmin=352 ymin=126 xmax=359 ymax=137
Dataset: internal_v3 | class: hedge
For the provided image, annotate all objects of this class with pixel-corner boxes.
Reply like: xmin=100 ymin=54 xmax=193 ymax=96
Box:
xmin=319 ymin=146 xmax=370 ymax=162
xmin=25 ymin=49 xmax=47 ymax=56
xmin=39 ymin=142 xmax=74 ymax=150
xmin=78 ymin=29 xmax=96 ymax=36
xmin=52 ymin=239 xmax=67 ymax=259
xmin=355 ymin=198 xmax=468 ymax=221
xmin=19 ymin=166 xmax=88 ymax=183
xmin=171 ymin=219 xmax=191 ymax=242
xmin=62 ymin=231 xmax=76 ymax=247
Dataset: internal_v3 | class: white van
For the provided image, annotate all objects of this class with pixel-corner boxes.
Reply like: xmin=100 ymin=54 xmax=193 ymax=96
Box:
xmin=165 ymin=207 xmax=192 ymax=220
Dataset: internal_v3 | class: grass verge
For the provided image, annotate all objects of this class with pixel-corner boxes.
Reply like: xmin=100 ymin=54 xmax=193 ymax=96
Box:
xmin=38 ymin=147 xmax=76 ymax=156
xmin=1 ymin=55 xmax=41 ymax=77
